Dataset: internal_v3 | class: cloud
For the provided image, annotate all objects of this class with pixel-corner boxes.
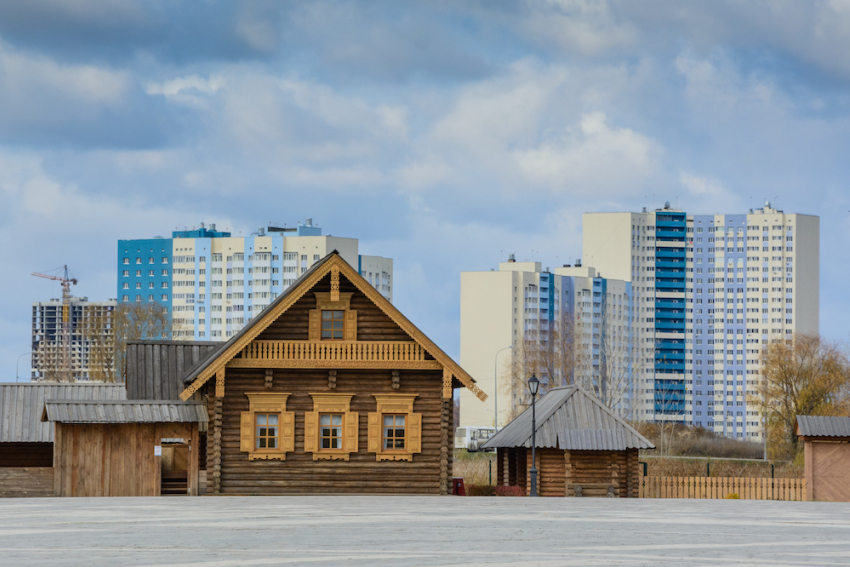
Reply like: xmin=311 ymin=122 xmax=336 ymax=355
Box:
xmin=513 ymin=111 xmax=661 ymax=193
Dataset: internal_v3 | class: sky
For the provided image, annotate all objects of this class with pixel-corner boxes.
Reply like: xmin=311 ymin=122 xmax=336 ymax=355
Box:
xmin=2 ymin=0 xmax=850 ymax=380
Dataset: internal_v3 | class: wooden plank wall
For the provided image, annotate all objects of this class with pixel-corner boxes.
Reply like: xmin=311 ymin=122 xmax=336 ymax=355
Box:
xmin=0 ymin=468 xmax=53 ymax=497
xmin=126 ymin=342 xmax=218 ymax=401
xmin=0 ymin=443 xmax=53 ymax=467
xmin=539 ymin=449 xmax=565 ymax=497
xmin=54 ymin=422 xmax=198 ymax=497
xmin=215 ymin=368 xmax=449 ymax=494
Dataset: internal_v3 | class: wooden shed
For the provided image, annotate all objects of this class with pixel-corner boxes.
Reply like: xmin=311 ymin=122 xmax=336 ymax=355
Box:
xmin=43 ymin=400 xmax=207 ymax=497
xmin=797 ymin=415 xmax=850 ymax=502
xmin=178 ymin=250 xmax=486 ymax=495
xmin=0 ymin=383 xmax=125 ymax=497
xmin=482 ymin=385 xmax=653 ymax=497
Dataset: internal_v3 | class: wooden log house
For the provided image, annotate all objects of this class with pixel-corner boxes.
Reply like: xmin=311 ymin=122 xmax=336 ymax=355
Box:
xmin=178 ymin=250 xmax=487 ymax=495
xmin=483 ymin=386 xmax=653 ymax=497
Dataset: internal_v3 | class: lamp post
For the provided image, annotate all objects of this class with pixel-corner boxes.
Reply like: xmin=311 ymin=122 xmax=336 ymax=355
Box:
xmin=16 ymin=352 xmax=31 ymax=383
xmin=494 ymin=345 xmax=513 ymax=431
xmin=528 ymin=374 xmax=540 ymax=497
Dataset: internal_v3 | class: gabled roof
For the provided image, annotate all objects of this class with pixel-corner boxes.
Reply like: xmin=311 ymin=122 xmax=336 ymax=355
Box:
xmin=0 ymin=383 xmax=126 ymax=443
xmin=179 ymin=251 xmax=484 ymax=402
xmin=796 ymin=415 xmax=850 ymax=438
xmin=482 ymin=385 xmax=653 ymax=450
xmin=42 ymin=400 xmax=207 ymax=424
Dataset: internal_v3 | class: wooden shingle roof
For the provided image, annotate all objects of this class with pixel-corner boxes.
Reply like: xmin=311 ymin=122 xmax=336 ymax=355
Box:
xmin=0 ymin=383 xmax=126 ymax=442
xmin=42 ymin=400 xmax=207 ymax=424
xmin=482 ymin=385 xmax=653 ymax=451
xmin=126 ymin=340 xmax=218 ymax=401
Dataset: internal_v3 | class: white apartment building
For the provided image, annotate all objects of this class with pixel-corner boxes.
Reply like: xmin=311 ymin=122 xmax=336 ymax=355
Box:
xmin=582 ymin=202 xmax=819 ymax=440
xmin=459 ymin=257 xmax=634 ymax=428
xmin=119 ymin=220 xmax=392 ymax=342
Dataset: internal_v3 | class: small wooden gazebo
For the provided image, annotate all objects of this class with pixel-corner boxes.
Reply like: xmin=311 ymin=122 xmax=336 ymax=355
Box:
xmin=482 ymin=385 xmax=653 ymax=497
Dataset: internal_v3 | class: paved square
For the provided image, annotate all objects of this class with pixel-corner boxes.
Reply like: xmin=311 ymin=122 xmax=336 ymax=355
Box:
xmin=1 ymin=497 xmax=849 ymax=566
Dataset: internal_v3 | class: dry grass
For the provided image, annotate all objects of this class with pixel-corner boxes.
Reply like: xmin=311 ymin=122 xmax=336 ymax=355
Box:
xmin=453 ymin=450 xmax=497 ymax=485
xmin=634 ymin=422 xmax=766 ymax=460
xmin=645 ymin=457 xmax=802 ymax=479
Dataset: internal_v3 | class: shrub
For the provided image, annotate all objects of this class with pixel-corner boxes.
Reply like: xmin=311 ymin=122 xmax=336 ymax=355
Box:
xmin=725 ymin=493 xmax=740 ymax=499
xmin=495 ymin=485 xmax=525 ymax=497
xmin=466 ymin=484 xmax=496 ymax=496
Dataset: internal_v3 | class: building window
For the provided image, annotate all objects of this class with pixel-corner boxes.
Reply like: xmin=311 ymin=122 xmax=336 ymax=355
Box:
xmin=321 ymin=310 xmax=345 ymax=339
xmin=320 ymin=414 xmax=344 ymax=450
xmin=123 ymin=283 xmax=129 ymax=289
xmin=136 ymin=282 xmax=141 ymax=289
xmin=136 ymin=258 xmax=142 ymax=264
xmin=162 ymin=282 xmax=169 ymax=288
xmin=123 ymin=258 xmax=129 ymax=265
xmin=149 ymin=258 xmax=154 ymax=264
xmin=383 ymin=415 xmax=406 ymax=450
xmin=256 ymin=414 xmax=279 ymax=449
xmin=122 ymin=270 xmax=129 ymax=277
xmin=149 ymin=282 xmax=154 ymax=289
xmin=162 ymin=257 xmax=168 ymax=264
xmin=161 ymin=295 xmax=168 ymax=301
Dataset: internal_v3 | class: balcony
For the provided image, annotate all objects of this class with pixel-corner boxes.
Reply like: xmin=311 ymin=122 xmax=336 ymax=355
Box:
xmin=229 ymin=340 xmax=442 ymax=370
xmin=656 ymin=280 xmax=687 ymax=290
xmin=656 ymin=249 xmax=686 ymax=258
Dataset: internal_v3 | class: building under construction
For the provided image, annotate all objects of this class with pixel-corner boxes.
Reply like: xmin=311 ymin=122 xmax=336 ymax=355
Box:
xmin=31 ymin=297 xmax=117 ymax=382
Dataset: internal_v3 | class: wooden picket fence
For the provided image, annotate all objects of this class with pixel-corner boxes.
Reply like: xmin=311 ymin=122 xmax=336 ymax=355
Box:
xmin=639 ymin=476 xmax=806 ymax=501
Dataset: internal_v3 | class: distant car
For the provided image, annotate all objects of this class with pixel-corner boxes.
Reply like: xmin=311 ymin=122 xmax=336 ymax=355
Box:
xmin=455 ymin=426 xmax=496 ymax=452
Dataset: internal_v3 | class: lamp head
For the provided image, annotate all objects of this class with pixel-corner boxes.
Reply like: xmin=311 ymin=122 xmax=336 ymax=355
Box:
xmin=528 ymin=374 xmax=540 ymax=396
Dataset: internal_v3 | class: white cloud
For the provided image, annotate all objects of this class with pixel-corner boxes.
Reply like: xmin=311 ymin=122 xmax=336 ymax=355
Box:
xmin=514 ymin=111 xmax=661 ymax=193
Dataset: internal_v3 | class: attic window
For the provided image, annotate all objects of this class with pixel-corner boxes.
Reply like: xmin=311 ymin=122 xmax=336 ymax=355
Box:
xmin=321 ymin=310 xmax=345 ymax=340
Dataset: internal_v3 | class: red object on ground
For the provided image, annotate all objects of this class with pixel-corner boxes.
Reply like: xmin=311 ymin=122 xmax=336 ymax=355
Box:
xmin=452 ymin=477 xmax=466 ymax=496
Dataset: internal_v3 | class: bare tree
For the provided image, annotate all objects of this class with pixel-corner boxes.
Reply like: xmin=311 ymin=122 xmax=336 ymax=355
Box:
xmin=502 ymin=289 xmax=643 ymax=421
xmin=80 ymin=307 xmax=116 ymax=382
xmin=112 ymin=302 xmax=172 ymax=381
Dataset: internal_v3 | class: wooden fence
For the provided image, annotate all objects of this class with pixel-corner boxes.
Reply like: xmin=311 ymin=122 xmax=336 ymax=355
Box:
xmin=639 ymin=476 xmax=806 ymax=501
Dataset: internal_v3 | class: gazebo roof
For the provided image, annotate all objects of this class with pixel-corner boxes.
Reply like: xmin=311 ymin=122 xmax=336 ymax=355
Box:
xmin=482 ymin=385 xmax=654 ymax=451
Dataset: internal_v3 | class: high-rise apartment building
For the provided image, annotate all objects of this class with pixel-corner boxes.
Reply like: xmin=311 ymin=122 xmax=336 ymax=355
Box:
xmin=31 ymin=297 xmax=117 ymax=381
xmin=459 ymin=258 xmax=633 ymax=427
xmin=583 ymin=202 xmax=819 ymax=440
xmin=118 ymin=219 xmax=393 ymax=341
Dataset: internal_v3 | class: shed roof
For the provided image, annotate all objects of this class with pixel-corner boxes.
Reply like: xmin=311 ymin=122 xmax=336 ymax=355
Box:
xmin=0 ymin=383 xmax=126 ymax=442
xmin=42 ymin=400 xmax=207 ymax=424
xmin=125 ymin=340 xmax=218 ymax=401
xmin=796 ymin=415 xmax=850 ymax=438
xmin=482 ymin=385 xmax=654 ymax=450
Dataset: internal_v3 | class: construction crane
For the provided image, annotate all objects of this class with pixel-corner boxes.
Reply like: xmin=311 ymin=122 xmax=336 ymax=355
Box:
xmin=32 ymin=266 xmax=78 ymax=382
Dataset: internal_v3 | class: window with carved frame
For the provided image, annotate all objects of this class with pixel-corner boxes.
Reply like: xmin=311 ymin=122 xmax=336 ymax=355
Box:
xmin=305 ymin=393 xmax=358 ymax=461
xmin=368 ymin=394 xmax=421 ymax=462
xmin=241 ymin=393 xmax=294 ymax=461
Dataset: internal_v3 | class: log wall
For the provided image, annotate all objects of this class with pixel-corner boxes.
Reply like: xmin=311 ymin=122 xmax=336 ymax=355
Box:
xmin=0 ymin=467 xmax=53 ymax=497
xmin=216 ymin=368 xmax=450 ymax=494
xmin=54 ymin=422 xmax=199 ymax=497
xmin=0 ymin=443 xmax=53 ymax=467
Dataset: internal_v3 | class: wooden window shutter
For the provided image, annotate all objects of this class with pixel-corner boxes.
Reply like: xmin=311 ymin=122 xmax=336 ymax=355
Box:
xmin=280 ymin=411 xmax=295 ymax=453
xmin=408 ymin=412 xmax=422 ymax=454
xmin=344 ymin=310 xmax=357 ymax=341
xmin=344 ymin=412 xmax=359 ymax=452
xmin=367 ymin=412 xmax=380 ymax=453
xmin=308 ymin=309 xmax=320 ymax=341
xmin=304 ymin=411 xmax=319 ymax=453
xmin=240 ymin=412 xmax=253 ymax=452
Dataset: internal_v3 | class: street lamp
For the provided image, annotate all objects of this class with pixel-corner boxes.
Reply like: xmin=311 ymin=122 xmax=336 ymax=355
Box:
xmin=528 ymin=374 xmax=540 ymax=497
xmin=16 ymin=352 xmax=31 ymax=383
xmin=494 ymin=345 xmax=513 ymax=431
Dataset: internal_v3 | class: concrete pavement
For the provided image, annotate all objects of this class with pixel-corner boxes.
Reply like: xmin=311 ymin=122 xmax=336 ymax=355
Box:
xmin=0 ymin=496 xmax=848 ymax=566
